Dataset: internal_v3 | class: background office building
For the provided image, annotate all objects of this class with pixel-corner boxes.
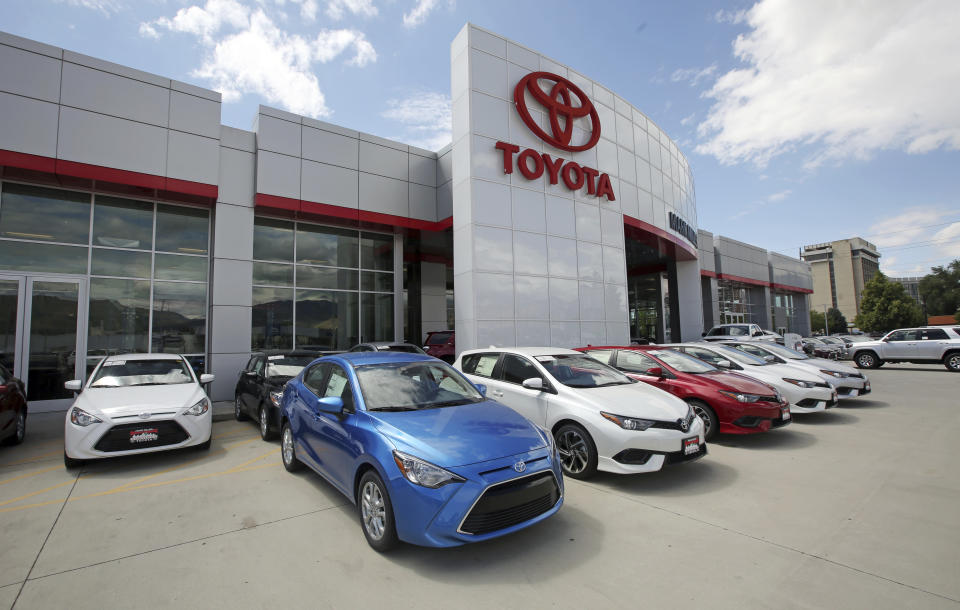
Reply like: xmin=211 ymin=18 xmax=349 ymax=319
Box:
xmin=802 ymin=237 xmax=880 ymax=322
xmin=890 ymin=276 xmax=922 ymax=307
xmin=0 ymin=25 xmax=812 ymax=411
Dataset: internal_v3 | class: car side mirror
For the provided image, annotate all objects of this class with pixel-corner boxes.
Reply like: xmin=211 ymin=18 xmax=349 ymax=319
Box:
xmin=65 ymin=379 xmax=82 ymax=391
xmin=645 ymin=367 xmax=664 ymax=378
xmin=244 ymin=370 xmax=258 ymax=377
xmin=475 ymin=383 xmax=487 ymax=396
xmin=522 ymin=377 xmax=544 ymax=390
xmin=200 ymin=373 xmax=215 ymax=384
xmin=763 ymin=355 xmax=776 ymax=362
xmin=716 ymin=360 xmax=732 ymax=369
xmin=316 ymin=396 xmax=344 ymax=414
xmin=752 ymin=331 xmax=763 ymax=337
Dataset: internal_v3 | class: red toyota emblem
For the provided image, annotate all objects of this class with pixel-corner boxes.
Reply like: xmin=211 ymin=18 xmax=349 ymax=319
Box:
xmin=514 ymin=72 xmax=601 ymax=152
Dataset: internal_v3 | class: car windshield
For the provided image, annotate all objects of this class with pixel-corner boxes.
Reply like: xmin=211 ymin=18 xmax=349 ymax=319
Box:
xmin=756 ymin=342 xmax=809 ymax=360
xmin=355 ymin=361 xmax=483 ymax=411
xmin=90 ymin=358 xmax=193 ymax=387
xmin=648 ymin=349 xmax=717 ymax=373
xmin=534 ymin=354 xmax=633 ymax=388
xmin=426 ymin=332 xmax=452 ymax=345
xmin=709 ymin=344 xmax=770 ymax=366
xmin=731 ymin=343 xmax=780 ymax=361
xmin=709 ymin=325 xmax=750 ymax=336
xmin=265 ymin=355 xmax=315 ymax=377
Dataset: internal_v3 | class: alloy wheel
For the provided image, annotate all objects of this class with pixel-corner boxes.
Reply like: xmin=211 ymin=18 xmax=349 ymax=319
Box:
xmin=15 ymin=412 xmax=25 ymax=441
xmin=260 ymin=407 xmax=269 ymax=437
xmin=361 ymin=481 xmax=386 ymax=540
xmin=557 ymin=429 xmax=589 ymax=474
xmin=691 ymin=404 xmax=712 ymax=436
xmin=857 ymin=353 xmax=875 ymax=368
xmin=282 ymin=427 xmax=294 ymax=465
xmin=948 ymin=353 xmax=960 ymax=371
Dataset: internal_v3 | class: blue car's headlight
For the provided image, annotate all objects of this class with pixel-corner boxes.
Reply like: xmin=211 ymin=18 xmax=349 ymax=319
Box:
xmin=392 ymin=451 xmax=465 ymax=488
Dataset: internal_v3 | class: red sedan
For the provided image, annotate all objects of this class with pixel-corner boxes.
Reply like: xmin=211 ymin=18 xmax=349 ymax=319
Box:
xmin=575 ymin=346 xmax=791 ymax=440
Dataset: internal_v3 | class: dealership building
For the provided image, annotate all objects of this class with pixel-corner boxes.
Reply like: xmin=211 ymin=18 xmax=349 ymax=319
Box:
xmin=0 ymin=25 xmax=813 ymax=411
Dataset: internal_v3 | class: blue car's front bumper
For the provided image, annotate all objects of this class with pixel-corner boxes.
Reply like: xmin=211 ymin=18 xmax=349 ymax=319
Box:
xmin=386 ymin=447 xmax=564 ymax=548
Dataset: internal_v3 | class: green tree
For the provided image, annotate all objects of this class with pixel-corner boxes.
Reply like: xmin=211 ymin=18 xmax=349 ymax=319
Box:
xmin=854 ymin=272 xmax=926 ymax=332
xmin=826 ymin=307 xmax=848 ymax=334
xmin=810 ymin=310 xmax=826 ymax=334
xmin=918 ymin=259 xmax=960 ymax=316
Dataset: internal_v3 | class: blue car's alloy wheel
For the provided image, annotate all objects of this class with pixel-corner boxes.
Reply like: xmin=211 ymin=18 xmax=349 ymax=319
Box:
xmin=357 ymin=471 xmax=398 ymax=552
xmin=281 ymin=424 xmax=302 ymax=472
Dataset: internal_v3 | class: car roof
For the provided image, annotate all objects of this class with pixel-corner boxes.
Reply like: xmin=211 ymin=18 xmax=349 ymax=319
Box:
xmin=254 ymin=350 xmax=336 ymax=357
xmin=460 ymin=346 xmax=582 ymax=357
xmin=102 ymin=353 xmax=184 ymax=361
xmin=360 ymin=342 xmax=419 ymax=347
xmin=328 ymin=352 xmax=436 ymax=366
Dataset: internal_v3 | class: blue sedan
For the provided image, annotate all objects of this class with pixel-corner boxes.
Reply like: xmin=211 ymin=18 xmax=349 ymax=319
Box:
xmin=279 ymin=352 xmax=564 ymax=551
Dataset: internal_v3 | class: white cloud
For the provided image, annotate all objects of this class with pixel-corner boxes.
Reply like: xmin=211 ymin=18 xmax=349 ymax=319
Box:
xmin=714 ymin=8 xmax=747 ymax=24
xmin=142 ymin=0 xmax=376 ymax=118
xmin=61 ymin=0 xmax=125 ymax=16
xmin=291 ymin=0 xmax=319 ymax=21
xmin=767 ymin=189 xmax=791 ymax=202
xmin=670 ymin=64 xmax=716 ymax=86
xmin=696 ymin=0 xmax=960 ymax=167
xmin=679 ymin=113 xmax=696 ymax=127
xmin=325 ymin=0 xmax=377 ymax=20
xmin=382 ymin=91 xmax=451 ymax=150
xmin=403 ymin=0 xmax=440 ymax=28
xmin=869 ymin=207 xmax=960 ymax=275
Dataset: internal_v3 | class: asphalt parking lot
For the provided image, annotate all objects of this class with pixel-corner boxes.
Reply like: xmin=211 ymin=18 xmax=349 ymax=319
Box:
xmin=1 ymin=363 xmax=958 ymax=609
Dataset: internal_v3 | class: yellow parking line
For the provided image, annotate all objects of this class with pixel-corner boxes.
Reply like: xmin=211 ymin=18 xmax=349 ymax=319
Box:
xmin=0 ymin=464 xmax=63 ymax=486
xmin=0 ymin=479 xmax=78 ymax=507
xmin=107 ymin=438 xmax=259 ymax=493
xmin=0 ymin=449 xmax=63 ymax=468
xmin=226 ymin=449 xmax=280 ymax=472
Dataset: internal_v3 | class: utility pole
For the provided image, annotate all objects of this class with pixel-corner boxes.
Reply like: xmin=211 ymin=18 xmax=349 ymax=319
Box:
xmin=823 ymin=304 xmax=830 ymax=336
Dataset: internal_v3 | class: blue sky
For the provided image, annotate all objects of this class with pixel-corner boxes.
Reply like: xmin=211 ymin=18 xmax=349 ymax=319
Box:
xmin=4 ymin=0 xmax=959 ymax=276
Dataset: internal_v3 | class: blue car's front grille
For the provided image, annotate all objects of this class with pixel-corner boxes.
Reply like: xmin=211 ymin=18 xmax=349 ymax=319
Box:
xmin=460 ymin=471 xmax=560 ymax=535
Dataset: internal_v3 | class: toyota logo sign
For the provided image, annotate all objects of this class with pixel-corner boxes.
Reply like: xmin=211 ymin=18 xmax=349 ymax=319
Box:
xmin=494 ymin=71 xmax=615 ymax=201
xmin=514 ymin=72 xmax=601 ymax=152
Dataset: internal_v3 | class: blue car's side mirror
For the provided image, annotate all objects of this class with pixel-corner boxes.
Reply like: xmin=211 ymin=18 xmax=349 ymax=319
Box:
xmin=475 ymin=383 xmax=487 ymax=397
xmin=316 ymin=396 xmax=344 ymax=413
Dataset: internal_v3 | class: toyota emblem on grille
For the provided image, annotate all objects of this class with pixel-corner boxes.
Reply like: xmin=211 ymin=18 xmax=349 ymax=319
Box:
xmin=138 ymin=412 xmax=151 ymax=420
xmin=513 ymin=461 xmax=526 ymax=473
xmin=679 ymin=418 xmax=689 ymax=432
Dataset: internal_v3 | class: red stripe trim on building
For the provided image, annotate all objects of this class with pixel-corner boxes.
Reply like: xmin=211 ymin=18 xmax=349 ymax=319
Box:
xmin=256 ymin=193 xmax=453 ymax=232
xmin=622 ymin=214 xmax=698 ymax=260
xmin=700 ymin=269 xmax=717 ymax=278
xmin=0 ymin=149 xmax=218 ymax=200
xmin=770 ymin=282 xmax=814 ymax=294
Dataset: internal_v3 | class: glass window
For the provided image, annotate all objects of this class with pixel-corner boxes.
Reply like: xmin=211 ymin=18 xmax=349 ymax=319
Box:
xmin=322 ymin=365 xmax=354 ymax=411
xmin=88 ymin=278 xmax=150 ymax=356
xmin=0 ymin=279 xmax=18 ymax=371
xmin=0 ymin=241 xmax=88 ymax=274
xmin=244 ymin=356 xmax=258 ymax=372
xmin=253 ymin=217 xmax=294 ymax=262
xmin=648 ymin=349 xmax=716 ymax=373
xmin=297 ymin=225 xmax=358 ymax=268
xmin=683 ymin=347 xmax=738 ymax=369
xmin=583 ymin=349 xmax=614 ymax=365
xmin=923 ymin=329 xmax=948 ymax=340
xmin=93 ymin=196 xmax=153 ymax=249
xmin=0 ymin=183 xmax=90 ymax=244
xmin=152 ymin=281 xmax=206 ymax=353
xmin=361 ymin=271 xmax=393 ymax=292
xmin=156 ymin=204 xmax=209 ymax=254
xmin=461 ymin=353 xmax=499 ymax=378
xmin=501 ymin=354 xmax=541 ymax=385
xmin=253 ymin=262 xmax=293 ymax=286
xmin=296 ymin=289 xmax=358 ymax=350
xmin=426 ymin=331 xmax=452 ymax=346
xmin=252 ymin=287 xmax=293 ymax=350
xmin=535 ymin=353 xmax=632 ymax=388
xmin=91 ymin=248 xmax=151 ymax=278
xmin=297 ymin=266 xmax=359 ymax=291
xmin=355 ymin=361 xmax=482 ymax=411
xmin=361 ymin=232 xmax=393 ymax=271
xmin=154 ymin=254 xmax=207 ymax=282
xmin=616 ymin=351 xmax=660 ymax=374
xmin=361 ymin=293 xmax=393 ymax=342
xmin=303 ymin=363 xmax=329 ymax=394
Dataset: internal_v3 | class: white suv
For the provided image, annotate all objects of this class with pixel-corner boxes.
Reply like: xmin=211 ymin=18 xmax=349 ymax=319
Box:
xmin=702 ymin=324 xmax=777 ymax=342
xmin=850 ymin=327 xmax=960 ymax=371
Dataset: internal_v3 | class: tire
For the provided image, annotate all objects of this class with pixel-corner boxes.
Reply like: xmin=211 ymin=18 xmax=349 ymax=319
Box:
xmin=2 ymin=409 xmax=25 ymax=446
xmin=944 ymin=352 xmax=960 ymax=372
xmin=854 ymin=351 xmax=882 ymax=369
xmin=280 ymin=422 xmax=302 ymax=472
xmin=64 ymin=451 xmax=85 ymax=469
xmin=554 ymin=423 xmax=598 ymax=480
xmin=259 ymin=404 xmax=275 ymax=441
xmin=234 ymin=395 xmax=248 ymax=421
xmin=687 ymin=399 xmax=718 ymax=441
xmin=357 ymin=470 xmax=399 ymax=552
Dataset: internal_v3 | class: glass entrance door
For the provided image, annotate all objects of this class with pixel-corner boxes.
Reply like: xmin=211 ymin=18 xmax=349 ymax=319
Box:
xmin=0 ymin=275 xmax=86 ymax=411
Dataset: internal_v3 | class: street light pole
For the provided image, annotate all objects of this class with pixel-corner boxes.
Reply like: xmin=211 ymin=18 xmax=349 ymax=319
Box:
xmin=824 ymin=304 xmax=830 ymax=336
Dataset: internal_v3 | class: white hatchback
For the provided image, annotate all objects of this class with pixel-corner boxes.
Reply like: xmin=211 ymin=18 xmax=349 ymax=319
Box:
xmin=454 ymin=347 xmax=705 ymax=479
xmin=63 ymin=354 xmax=215 ymax=468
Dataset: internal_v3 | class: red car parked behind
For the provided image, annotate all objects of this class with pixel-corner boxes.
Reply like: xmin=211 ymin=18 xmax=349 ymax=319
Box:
xmin=422 ymin=330 xmax=455 ymax=363
xmin=576 ymin=346 xmax=791 ymax=440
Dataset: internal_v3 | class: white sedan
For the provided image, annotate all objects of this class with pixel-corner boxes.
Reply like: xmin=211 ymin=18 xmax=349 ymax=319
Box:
xmin=63 ymin=354 xmax=215 ymax=468
xmin=454 ymin=347 xmax=705 ymax=479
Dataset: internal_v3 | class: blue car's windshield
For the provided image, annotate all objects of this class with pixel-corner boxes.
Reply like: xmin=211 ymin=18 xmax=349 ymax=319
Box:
xmin=355 ymin=361 xmax=483 ymax=411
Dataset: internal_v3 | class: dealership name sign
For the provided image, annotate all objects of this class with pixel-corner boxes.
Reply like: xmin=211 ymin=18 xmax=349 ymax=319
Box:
xmin=668 ymin=212 xmax=697 ymax=247
xmin=495 ymin=72 xmax=615 ymax=202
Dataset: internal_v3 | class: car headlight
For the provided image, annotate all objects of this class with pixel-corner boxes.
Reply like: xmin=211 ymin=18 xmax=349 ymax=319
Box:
xmin=392 ymin=451 xmax=465 ymax=488
xmin=783 ymin=378 xmax=816 ymax=388
xmin=183 ymin=399 xmax=209 ymax=416
xmin=718 ymin=390 xmax=765 ymax=403
xmin=269 ymin=390 xmax=283 ymax=407
xmin=600 ymin=411 xmax=655 ymax=431
xmin=70 ymin=407 xmax=102 ymax=427
xmin=819 ymin=369 xmax=846 ymax=378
